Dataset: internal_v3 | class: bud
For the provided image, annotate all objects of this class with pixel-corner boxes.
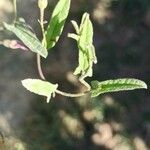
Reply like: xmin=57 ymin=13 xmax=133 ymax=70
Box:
xmin=38 ymin=0 xmax=48 ymax=10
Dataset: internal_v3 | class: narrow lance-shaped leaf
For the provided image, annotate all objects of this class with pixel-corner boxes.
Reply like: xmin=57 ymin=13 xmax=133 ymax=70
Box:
xmin=45 ymin=0 xmax=71 ymax=49
xmin=22 ymin=79 xmax=58 ymax=103
xmin=4 ymin=22 xmax=48 ymax=58
xmin=91 ymin=78 xmax=147 ymax=97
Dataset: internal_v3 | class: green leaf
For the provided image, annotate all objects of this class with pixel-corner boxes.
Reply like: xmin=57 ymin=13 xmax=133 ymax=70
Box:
xmin=91 ymin=78 xmax=147 ymax=97
xmin=69 ymin=13 xmax=97 ymax=79
xmin=4 ymin=22 xmax=48 ymax=58
xmin=22 ymin=79 xmax=58 ymax=103
xmin=70 ymin=20 xmax=79 ymax=34
xmin=68 ymin=33 xmax=79 ymax=41
xmin=45 ymin=0 xmax=71 ymax=49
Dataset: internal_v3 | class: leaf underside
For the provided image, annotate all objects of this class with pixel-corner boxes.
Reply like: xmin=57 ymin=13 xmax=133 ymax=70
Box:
xmin=91 ymin=78 xmax=147 ymax=97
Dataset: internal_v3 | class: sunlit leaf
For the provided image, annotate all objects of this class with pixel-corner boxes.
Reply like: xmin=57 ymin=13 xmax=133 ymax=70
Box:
xmin=45 ymin=0 xmax=71 ymax=49
xmin=4 ymin=22 xmax=48 ymax=58
xmin=91 ymin=78 xmax=147 ymax=97
xmin=68 ymin=33 xmax=79 ymax=41
xmin=69 ymin=13 xmax=97 ymax=79
xmin=71 ymin=20 xmax=79 ymax=34
xmin=22 ymin=79 xmax=58 ymax=103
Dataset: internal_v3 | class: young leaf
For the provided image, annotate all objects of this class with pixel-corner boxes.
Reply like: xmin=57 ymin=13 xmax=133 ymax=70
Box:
xmin=68 ymin=33 xmax=79 ymax=41
xmin=22 ymin=79 xmax=58 ymax=103
xmin=71 ymin=20 xmax=80 ymax=34
xmin=69 ymin=13 xmax=97 ymax=79
xmin=4 ymin=22 xmax=48 ymax=58
xmin=68 ymin=13 xmax=97 ymax=90
xmin=91 ymin=78 xmax=147 ymax=97
xmin=45 ymin=0 xmax=71 ymax=49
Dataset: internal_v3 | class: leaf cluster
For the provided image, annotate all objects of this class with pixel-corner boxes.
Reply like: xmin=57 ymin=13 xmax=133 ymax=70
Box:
xmin=3 ymin=0 xmax=147 ymax=102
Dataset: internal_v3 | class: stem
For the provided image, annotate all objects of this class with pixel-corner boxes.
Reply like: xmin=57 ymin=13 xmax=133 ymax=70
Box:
xmin=79 ymin=74 xmax=91 ymax=91
xmin=37 ymin=7 xmax=46 ymax=80
xmin=37 ymin=54 xmax=46 ymax=80
xmin=39 ymin=9 xmax=46 ymax=46
xmin=79 ymin=78 xmax=91 ymax=91
xmin=56 ymin=89 xmax=87 ymax=97
xmin=13 ymin=0 xmax=17 ymax=22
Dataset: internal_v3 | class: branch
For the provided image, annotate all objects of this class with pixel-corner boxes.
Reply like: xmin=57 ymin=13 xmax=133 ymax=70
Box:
xmin=36 ymin=2 xmax=89 ymax=98
xmin=56 ymin=89 xmax=87 ymax=97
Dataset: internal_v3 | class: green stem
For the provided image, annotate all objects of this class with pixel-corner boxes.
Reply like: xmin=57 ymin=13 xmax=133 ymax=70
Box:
xmin=13 ymin=0 xmax=17 ymax=22
xmin=37 ymin=54 xmax=46 ymax=80
xmin=37 ymin=7 xmax=46 ymax=80
xmin=39 ymin=9 xmax=46 ymax=46
xmin=56 ymin=89 xmax=87 ymax=97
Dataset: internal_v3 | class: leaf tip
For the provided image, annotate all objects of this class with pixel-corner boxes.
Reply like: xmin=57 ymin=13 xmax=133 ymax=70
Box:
xmin=142 ymin=81 xmax=148 ymax=89
xmin=21 ymin=79 xmax=30 ymax=88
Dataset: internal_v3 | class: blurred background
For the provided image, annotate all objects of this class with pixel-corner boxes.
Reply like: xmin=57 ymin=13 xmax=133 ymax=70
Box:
xmin=0 ymin=0 xmax=150 ymax=149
